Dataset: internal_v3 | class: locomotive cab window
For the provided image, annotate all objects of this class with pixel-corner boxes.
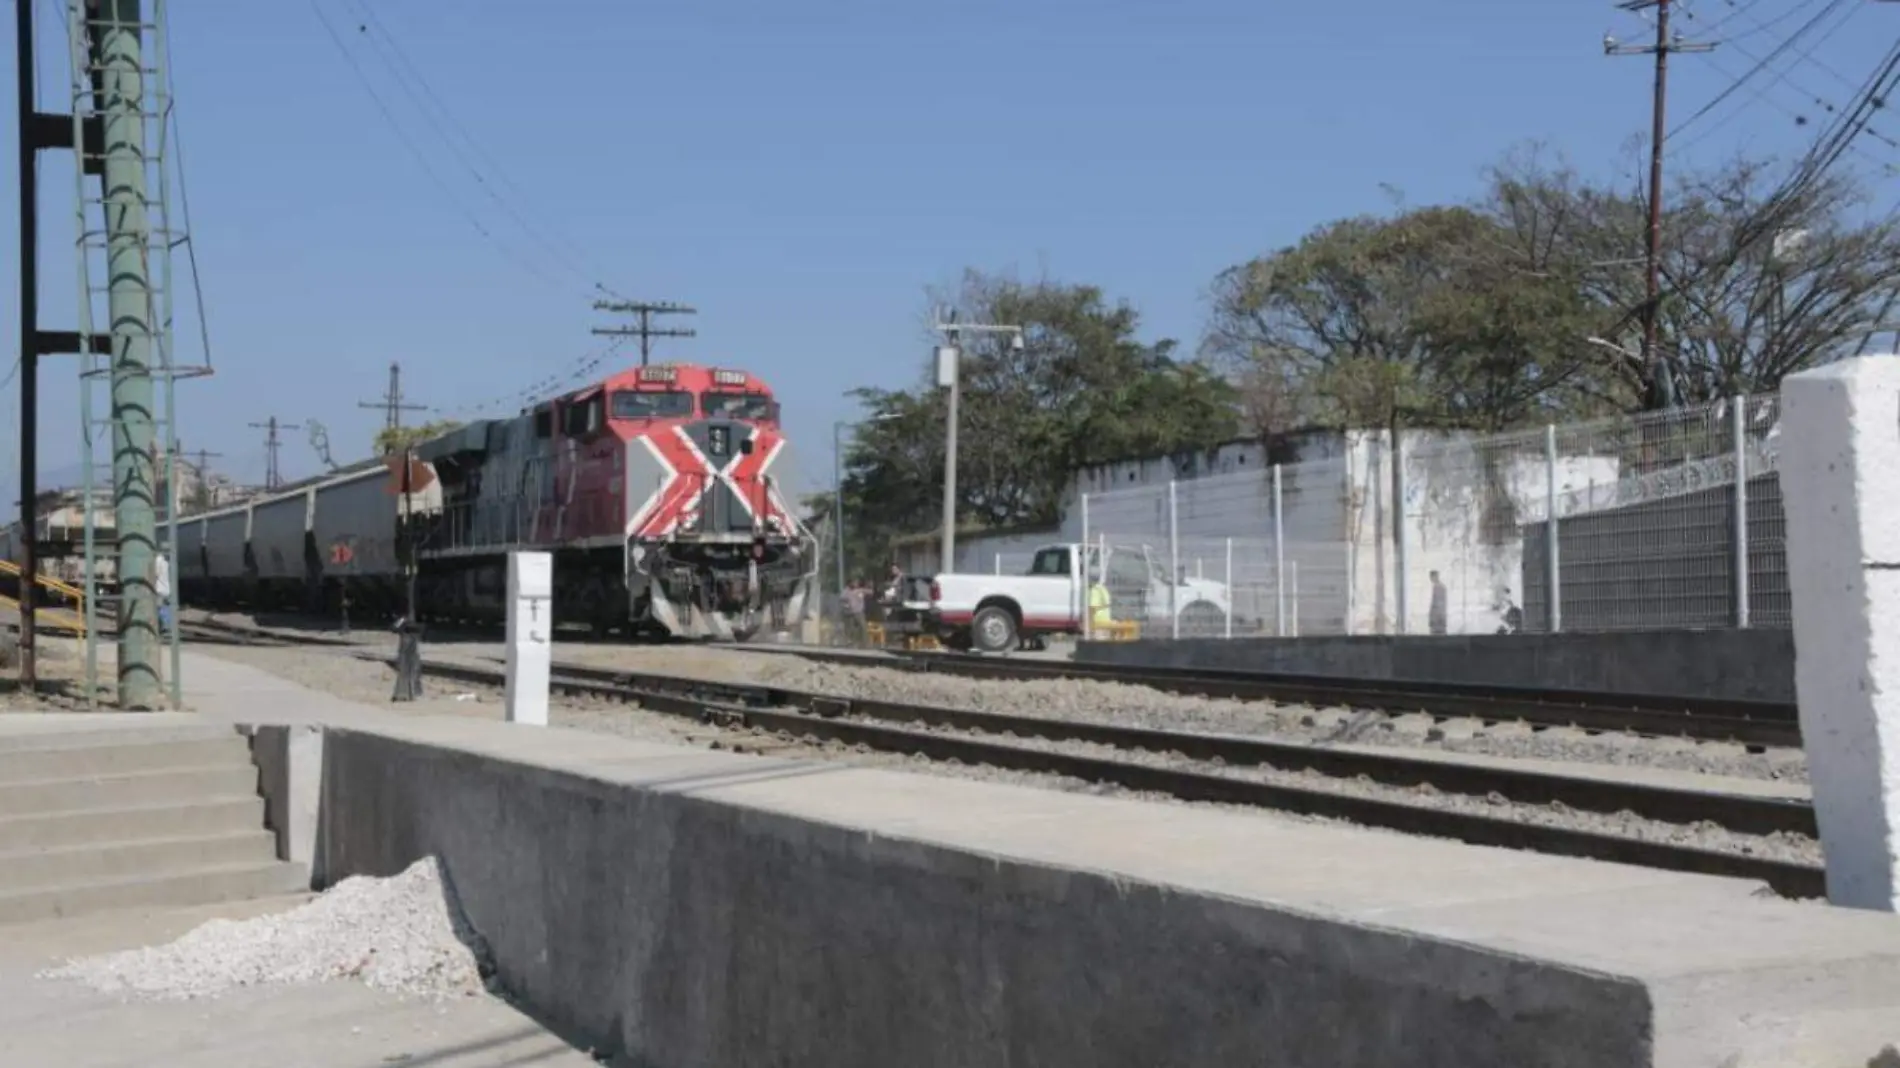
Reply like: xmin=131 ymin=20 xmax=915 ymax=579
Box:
xmin=533 ymin=407 xmax=553 ymax=439
xmin=611 ymin=390 xmax=693 ymax=421
xmin=702 ymin=392 xmax=778 ymax=422
xmin=563 ymin=394 xmax=605 ymax=438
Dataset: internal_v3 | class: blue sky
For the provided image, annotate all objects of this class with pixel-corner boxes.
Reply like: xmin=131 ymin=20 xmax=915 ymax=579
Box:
xmin=2 ymin=0 xmax=1896 ymax=507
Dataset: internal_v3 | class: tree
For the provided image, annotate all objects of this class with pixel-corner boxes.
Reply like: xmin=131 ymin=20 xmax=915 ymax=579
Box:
xmin=1206 ymin=145 xmax=1900 ymax=426
xmin=374 ymin=420 xmax=464 ymax=456
xmin=838 ymin=270 xmax=1240 ymax=571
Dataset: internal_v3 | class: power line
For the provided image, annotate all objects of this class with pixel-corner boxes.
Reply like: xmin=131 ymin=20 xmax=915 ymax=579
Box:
xmin=1667 ymin=0 xmax=1850 ymax=140
xmin=248 ymin=416 xmax=303 ymax=491
xmin=335 ymin=0 xmax=619 ymax=298
xmin=591 ymin=301 xmax=699 ymax=368
xmin=304 ymin=0 xmax=574 ymax=295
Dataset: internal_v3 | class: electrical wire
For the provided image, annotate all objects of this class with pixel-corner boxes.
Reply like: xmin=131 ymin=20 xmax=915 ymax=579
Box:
xmin=338 ymin=0 xmax=623 ymax=299
xmin=1668 ymin=0 xmax=1854 ymax=140
xmin=305 ymin=0 xmax=575 ymax=296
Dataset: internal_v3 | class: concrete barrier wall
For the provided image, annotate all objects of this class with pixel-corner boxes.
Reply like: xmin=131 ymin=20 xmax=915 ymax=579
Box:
xmin=277 ymin=717 xmax=1900 ymax=1067
xmin=1076 ymin=628 xmax=1795 ymax=703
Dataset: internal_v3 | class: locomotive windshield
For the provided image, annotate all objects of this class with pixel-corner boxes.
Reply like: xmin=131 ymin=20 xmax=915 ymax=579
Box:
xmin=612 ymin=390 xmax=693 ymax=420
xmin=702 ymin=392 xmax=778 ymax=421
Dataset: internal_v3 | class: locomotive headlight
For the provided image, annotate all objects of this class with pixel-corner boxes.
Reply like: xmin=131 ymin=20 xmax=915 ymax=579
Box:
xmin=709 ymin=426 xmax=729 ymax=457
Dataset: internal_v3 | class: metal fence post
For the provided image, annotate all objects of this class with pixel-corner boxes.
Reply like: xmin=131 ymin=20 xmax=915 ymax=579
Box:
xmin=1392 ymin=425 xmax=1408 ymax=635
xmin=1079 ymin=492 xmax=1091 ymax=642
xmin=1545 ymin=423 xmax=1561 ymax=634
xmin=1733 ymin=393 xmax=1750 ymax=628
xmin=1224 ymin=536 xmax=1233 ymax=638
xmin=1290 ymin=561 xmax=1300 ymax=637
xmin=1272 ymin=463 xmax=1285 ymax=637
xmin=1168 ymin=480 xmax=1180 ymax=639
xmin=993 ymin=554 xmax=1000 ymax=575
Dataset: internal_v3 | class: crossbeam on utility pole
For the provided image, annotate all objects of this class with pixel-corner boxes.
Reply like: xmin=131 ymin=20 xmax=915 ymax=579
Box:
xmin=1606 ymin=0 xmax=1714 ymax=410
xmin=248 ymin=416 xmax=302 ymax=491
xmin=591 ymin=300 xmax=697 ymax=367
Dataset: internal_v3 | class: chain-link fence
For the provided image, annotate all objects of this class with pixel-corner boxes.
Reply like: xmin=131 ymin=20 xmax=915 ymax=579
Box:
xmin=1060 ymin=393 xmax=1783 ymax=639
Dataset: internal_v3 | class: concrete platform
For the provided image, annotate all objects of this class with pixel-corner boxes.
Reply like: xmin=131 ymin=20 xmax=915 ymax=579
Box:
xmin=158 ymin=652 xmax=1893 ymax=1068
xmin=0 ymin=895 xmax=596 ymax=1066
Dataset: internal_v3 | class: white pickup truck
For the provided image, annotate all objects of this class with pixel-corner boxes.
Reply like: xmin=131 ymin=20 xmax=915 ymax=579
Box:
xmin=925 ymin=541 xmax=1232 ymax=653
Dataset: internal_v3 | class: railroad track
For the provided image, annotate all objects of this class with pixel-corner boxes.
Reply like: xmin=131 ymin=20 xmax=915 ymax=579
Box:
xmin=178 ymin=616 xmax=1823 ymax=896
xmin=765 ymin=647 xmax=1804 ymax=749
xmin=352 ymin=647 xmax=1821 ymax=898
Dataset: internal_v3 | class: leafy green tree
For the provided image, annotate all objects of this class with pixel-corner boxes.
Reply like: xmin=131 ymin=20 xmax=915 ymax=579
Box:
xmin=374 ymin=419 xmax=464 ymax=456
xmin=1205 ymin=145 xmax=1900 ymax=426
xmin=838 ymin=270 xmax=1240 ymax=571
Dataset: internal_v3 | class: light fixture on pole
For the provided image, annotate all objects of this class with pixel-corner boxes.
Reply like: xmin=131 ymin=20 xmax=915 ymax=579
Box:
xmin=932 ymin=311 xmax=1024 ymax=574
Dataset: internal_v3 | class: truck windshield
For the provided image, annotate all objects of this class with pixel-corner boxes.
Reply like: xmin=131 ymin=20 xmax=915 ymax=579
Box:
xmin=612 ymin=390 xmax=693 ymax=420
xmin=1029 ymin=548 xmax=1070 ymax=576
xmin=703 ymin=392 xmax=777 ymax=421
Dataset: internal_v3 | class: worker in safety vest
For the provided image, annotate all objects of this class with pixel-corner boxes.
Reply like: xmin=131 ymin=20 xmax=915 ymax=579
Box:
xmin=1088 ymin=580 xmax=1112 ymax=629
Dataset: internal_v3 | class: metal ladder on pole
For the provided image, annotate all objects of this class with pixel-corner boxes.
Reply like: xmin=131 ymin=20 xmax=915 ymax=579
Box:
xmin=64 ymin=0 xmax=209 ymax=708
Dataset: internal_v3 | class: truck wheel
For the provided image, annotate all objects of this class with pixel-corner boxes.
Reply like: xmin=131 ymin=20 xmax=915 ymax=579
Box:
xmin=1180 ymin=601 xmax=1225 ymax=638
xmin=971 ymin=605 xmax=1018 ymax=654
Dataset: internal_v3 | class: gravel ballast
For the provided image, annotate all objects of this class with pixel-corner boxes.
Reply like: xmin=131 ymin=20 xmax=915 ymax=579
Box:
xmin=39 ymin=857 xmax=490 ymax=1001
xmin=544 ymin=645 xmax=1808 ymax=784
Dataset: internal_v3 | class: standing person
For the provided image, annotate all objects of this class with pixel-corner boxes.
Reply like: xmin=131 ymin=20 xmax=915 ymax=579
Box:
xmin=154 ymin=549 xmax=173 ymax=638
xmin=842 ymin=580 xmax=867 ymax=645
xmin=1428 ymin=570 xmax=1448 ymax=635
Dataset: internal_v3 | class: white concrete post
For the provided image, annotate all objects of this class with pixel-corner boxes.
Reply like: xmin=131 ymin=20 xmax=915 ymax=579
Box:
xmin=505 ymin=551 xmax=552 ymax=727
xmin=1782 ymin=357 xmax=1900 ymax=911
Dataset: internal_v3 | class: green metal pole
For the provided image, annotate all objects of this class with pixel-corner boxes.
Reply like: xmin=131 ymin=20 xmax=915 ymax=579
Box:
xmin=98 ymin=0 xmax=160 ymax=709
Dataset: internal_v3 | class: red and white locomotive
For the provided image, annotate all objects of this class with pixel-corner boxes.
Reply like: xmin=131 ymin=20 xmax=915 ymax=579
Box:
xmin=177 ymin=361 xmax=817 ymax=640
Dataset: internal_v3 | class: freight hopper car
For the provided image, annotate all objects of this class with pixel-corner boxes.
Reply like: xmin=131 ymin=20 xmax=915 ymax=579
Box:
xmin=177 ymin=459 xmax=444 ymax=617
xmin=176 ymin=362 xmax=818 ymax=641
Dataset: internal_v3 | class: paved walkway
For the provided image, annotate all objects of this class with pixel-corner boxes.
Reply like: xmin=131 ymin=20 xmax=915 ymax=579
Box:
xmin=0 ymin=652 xmax=599 ymax=1067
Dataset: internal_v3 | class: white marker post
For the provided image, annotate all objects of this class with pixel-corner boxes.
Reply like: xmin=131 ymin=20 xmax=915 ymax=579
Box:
xmin=506 ymin=551 xmax=552 ymax=727
xmin=1782 ymin=357 xmax=1900 ymax=911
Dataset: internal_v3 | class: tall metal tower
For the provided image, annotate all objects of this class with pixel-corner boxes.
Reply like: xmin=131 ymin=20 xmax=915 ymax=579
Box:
xmin=65 ymin=0 xmax=207 ymax=709
xmin=591 ymin=299 xmax=697 ymax=367
xmin=359 ymin=361 xmax=427 ymax=450
xmin=249 ymin=416 xmax=301 ymax=491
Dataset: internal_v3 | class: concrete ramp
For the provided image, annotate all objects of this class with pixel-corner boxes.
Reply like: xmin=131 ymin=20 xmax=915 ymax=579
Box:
xmin=270 ymin=716 xmax=1900 ymax=1068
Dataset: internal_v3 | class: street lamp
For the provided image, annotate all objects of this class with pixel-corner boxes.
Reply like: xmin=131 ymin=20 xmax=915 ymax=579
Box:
xmin=932 ymin=311 xmax=1024 ymax=573
xmin=834 ymin=413 xmax=898 ymax=601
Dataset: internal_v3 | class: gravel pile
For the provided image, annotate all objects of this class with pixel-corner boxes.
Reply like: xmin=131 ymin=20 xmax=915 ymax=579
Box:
xmin=39 ymin=857 xmax=491 ymax=1001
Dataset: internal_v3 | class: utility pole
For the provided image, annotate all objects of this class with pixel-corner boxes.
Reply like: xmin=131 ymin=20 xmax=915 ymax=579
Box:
xmin=1606 ymin=0 xmax=1713 ymax=409
xmin=591 ymin=300 xmax=697 ymax=367
xmin=17 ymin=0 xmax=112 ymax=694
xmin=929 ymin=311 xmax=1024 ymax=573
xmin=249 ymin=416 xmax=301 ymax=491
xmin=358 ymin=361 xmax=428 ymax=444
xmin=97 ymin=0 xmax=165 ymax=710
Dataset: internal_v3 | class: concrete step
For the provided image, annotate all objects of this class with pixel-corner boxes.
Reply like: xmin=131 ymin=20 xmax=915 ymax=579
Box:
xmin=0 ymin=765 xmax=259 ymax=817
xmin=0 ymin=796 xmax=265 ymax=853
xmin=0 ymin=860 xmax=310 ymax=925
xmin=0 ymin=723 xmax=234 ymax=754
xmin=0 ymin=735 xmax=250 ymax=785
xmin=0 ymin=831 xmax=280 ymax=894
